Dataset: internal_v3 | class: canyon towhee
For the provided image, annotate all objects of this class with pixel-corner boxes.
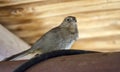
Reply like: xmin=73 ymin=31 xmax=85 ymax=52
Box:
xmin=3 ymin=16 xmax=79 ymax=61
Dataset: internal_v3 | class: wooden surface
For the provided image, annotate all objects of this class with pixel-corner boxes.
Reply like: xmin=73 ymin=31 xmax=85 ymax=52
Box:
xmin=0 ymin=0 xmax=43 ymax=7
xmin=0 ymin=0 xmax=120 ymax=52
xmin=0 ymin=52 xmax=120 ymax=72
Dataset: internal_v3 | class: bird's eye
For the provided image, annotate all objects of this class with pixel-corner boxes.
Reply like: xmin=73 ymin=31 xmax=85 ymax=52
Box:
xmin=66 ymin=18 xmax=71 ymax=22
xmin=65 ymin=16 xmax=76 ymax=22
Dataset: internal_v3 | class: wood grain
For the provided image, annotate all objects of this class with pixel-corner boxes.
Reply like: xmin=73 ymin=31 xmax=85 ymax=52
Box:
xmin=0 ymin=0 xmax=43 ymax=7
xmin=0 ymin=0 xmax=120 ymax=52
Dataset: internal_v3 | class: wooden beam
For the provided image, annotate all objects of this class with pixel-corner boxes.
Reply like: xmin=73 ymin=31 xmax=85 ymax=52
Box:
xmin=0 ymin=52 xmax=120 ymax=72
xmin=0 ymin=0 xmax=120 ymax=52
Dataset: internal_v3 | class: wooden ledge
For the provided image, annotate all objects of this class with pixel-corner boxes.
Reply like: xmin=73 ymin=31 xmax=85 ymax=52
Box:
xmin=0 ymin=52 xmax=120 ymax=72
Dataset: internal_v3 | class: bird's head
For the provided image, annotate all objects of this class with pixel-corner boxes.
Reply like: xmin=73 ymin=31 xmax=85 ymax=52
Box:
xmin=60 ymin=16 xmax=77 ymax=28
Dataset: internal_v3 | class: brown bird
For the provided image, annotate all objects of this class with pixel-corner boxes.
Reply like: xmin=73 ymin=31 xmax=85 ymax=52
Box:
xmin=3 ymin=16 xmax=79 ymax=61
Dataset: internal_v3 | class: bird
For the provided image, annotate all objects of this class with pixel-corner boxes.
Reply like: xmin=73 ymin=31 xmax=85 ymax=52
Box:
xmin=2 ymin=16 xmax=79 ymax=61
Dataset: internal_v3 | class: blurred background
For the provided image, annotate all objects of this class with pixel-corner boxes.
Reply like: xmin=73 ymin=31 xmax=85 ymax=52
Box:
xmin=0 ymin=0 xmax=120 ymax=60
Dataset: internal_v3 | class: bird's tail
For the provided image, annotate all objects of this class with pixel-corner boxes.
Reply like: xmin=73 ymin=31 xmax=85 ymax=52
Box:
xmin=2 ymin=48 xmax=33 ymax=61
